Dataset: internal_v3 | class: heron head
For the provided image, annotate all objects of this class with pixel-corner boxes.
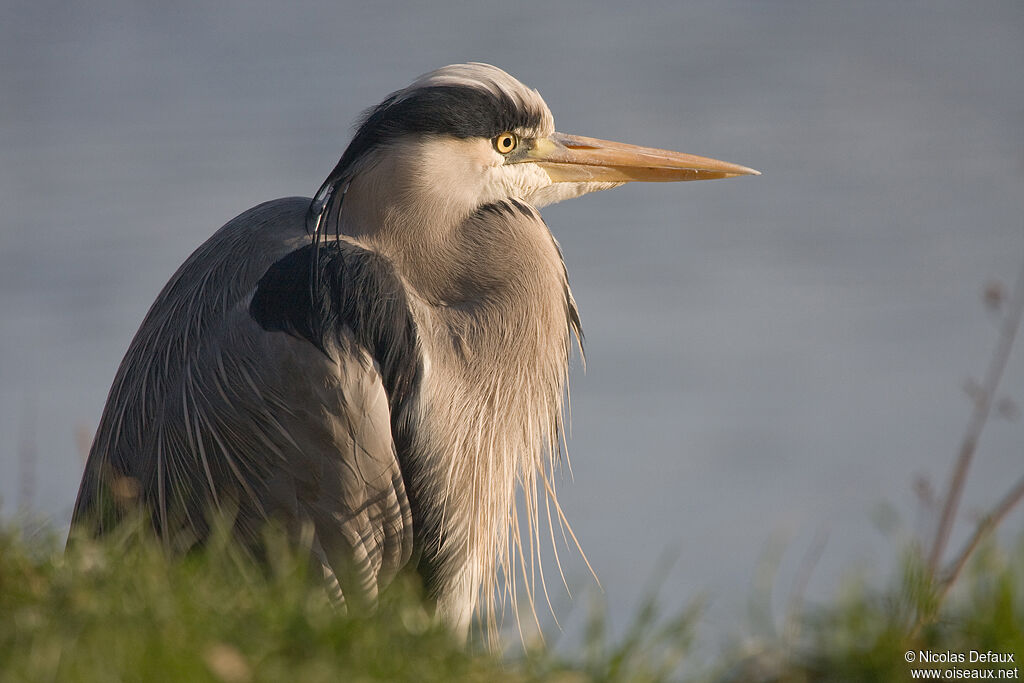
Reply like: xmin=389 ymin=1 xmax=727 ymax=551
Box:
xmin=316 ymin=63 xmax=757 ymax=235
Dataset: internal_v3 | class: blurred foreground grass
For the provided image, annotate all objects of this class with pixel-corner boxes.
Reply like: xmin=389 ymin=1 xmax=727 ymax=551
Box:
xmin=1 ymin=521 xmax=508 ymax=682
xmin=1 ymin=520 xmax=1021 ymax=682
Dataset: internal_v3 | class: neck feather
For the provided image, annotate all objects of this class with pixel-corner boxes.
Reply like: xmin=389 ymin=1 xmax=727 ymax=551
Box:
xmin=338 ymin=171 xmax=579 ymax=637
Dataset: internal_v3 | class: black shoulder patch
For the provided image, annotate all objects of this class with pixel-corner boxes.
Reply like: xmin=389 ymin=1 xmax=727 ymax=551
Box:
xmin=250 ymin=243 xmax=421 ymax=409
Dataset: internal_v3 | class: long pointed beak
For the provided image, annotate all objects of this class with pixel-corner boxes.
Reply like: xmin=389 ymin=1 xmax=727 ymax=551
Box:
xmin=527 ymin=132 xmax=759 ymax=183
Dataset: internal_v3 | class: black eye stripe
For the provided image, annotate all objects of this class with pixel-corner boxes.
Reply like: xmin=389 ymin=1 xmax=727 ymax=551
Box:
xmin=323 ymin=85 xmax=545 ymax=184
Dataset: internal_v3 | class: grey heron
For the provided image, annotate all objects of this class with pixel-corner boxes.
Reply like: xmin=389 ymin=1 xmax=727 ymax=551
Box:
xmin=70 ymin=63 xmax=757 ymax=639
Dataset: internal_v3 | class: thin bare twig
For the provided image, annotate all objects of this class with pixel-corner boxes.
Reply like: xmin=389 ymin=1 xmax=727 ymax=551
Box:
xmin=927 ymin=258 xmax=1024 ymax=574
xmin=910 ymin=472 xmax=1024 ymax=641
xmin=937 ymin=473 xmax=1024 ymax=599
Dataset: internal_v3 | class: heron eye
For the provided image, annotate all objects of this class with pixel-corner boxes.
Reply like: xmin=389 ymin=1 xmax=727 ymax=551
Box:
xmin=493 ymin=132 xmax=517 ymax=155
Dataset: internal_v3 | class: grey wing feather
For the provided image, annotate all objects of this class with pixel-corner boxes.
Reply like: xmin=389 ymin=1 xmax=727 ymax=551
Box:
xmin=71 ymin=197 xmax=414 ymax=606
xmin=224 ymin=309 xmax=414 ymax=604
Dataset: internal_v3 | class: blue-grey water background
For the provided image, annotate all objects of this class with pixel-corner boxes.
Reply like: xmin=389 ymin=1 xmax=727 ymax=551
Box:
xmin=2 ymin=0 xmax=1023 ymax=652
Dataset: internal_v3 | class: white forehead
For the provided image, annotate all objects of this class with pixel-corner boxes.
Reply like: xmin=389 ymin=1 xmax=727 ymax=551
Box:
xmin=403 ymin=62 xmax=555 ymax=136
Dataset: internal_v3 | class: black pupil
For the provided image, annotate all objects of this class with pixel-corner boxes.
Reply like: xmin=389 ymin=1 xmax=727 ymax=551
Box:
xmin=501 ymin=136 xmax=511 ymax=149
